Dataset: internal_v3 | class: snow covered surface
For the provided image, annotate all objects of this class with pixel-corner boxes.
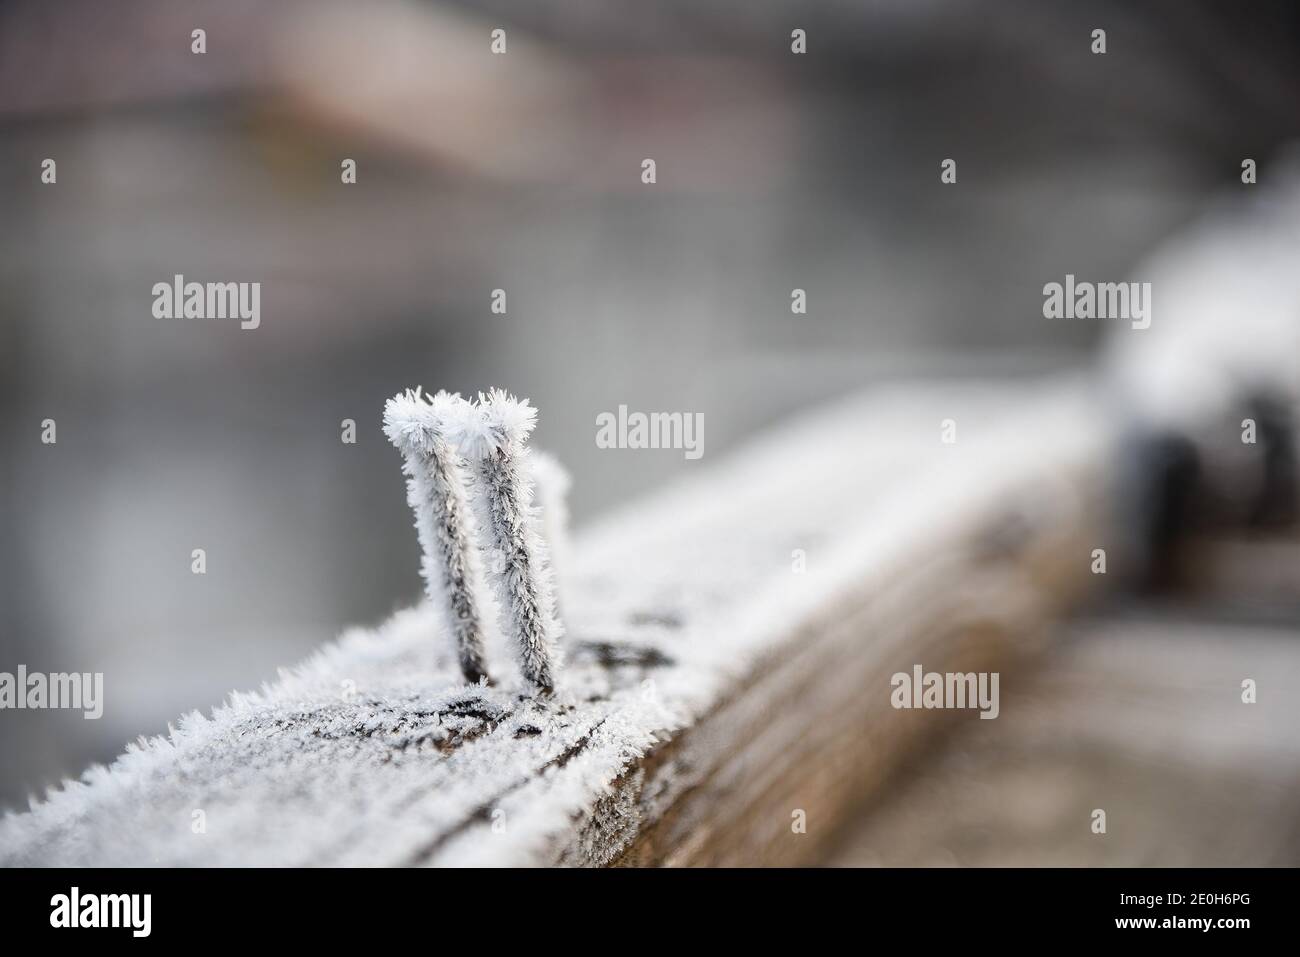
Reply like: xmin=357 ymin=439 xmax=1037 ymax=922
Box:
xmin=0 ymin=380 xmax=1107 ymax=866
xmin=1103 ymin=161 xmax=1300 ymax=435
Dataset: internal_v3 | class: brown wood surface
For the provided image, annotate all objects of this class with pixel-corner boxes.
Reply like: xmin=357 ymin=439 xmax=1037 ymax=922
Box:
xmin=825 ymin=607 xmax=1300 ymax=867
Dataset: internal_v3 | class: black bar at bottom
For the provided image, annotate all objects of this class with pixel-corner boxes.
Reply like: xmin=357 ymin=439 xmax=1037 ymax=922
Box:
xmin=0 ymin=866 xmax=1281 ymax=943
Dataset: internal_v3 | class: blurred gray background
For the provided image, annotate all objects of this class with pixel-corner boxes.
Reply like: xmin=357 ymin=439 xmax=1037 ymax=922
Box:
xmin=2 ymin=0 xmax=1299 ymax=809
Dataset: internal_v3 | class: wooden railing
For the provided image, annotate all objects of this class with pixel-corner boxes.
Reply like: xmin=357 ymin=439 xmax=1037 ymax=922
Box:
xmin=1 ymin=377 xmax=1116 ymax=866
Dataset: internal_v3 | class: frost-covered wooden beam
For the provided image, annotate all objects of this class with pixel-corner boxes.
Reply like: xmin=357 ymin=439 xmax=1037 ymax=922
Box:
xmin=0 ymin=379 xmax=1114 ymax=867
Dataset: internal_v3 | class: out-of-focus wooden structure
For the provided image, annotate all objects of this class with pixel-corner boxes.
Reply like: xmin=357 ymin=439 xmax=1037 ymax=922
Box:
xmin=826 ymin=565 xmax=1300 ymax=867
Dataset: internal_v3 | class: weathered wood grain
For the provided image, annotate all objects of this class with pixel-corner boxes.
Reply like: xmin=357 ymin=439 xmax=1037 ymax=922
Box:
xmin=0 ymin=378 xmax=1114 ymax=866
